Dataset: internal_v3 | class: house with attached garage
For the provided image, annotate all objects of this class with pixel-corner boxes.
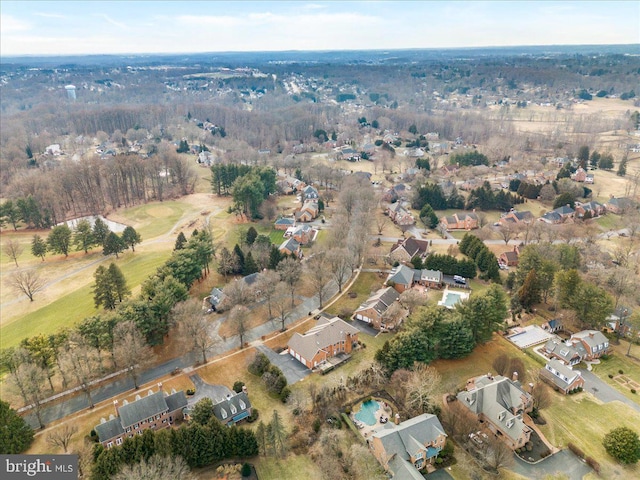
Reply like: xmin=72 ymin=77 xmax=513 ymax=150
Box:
xmin=457 ymin=373 xmax=533 ymax=450
xmin=570 ymin=330 xmax=611 ymax=361
xmin=354 ymin=287 xmax=401 ymax=330
xmin=278 ymin=237 xmax=301 ymax=257
xmin=387 ymin=202 xmax=415 ymax=227
xmin=369 ymin=413 xmax=448 ymax=478
xmin=542 ymin=338 xmax=583 ymax=366
xmin=439 ymin=211 xmax=478 ymax=231
xmin=294 ymin=201 xmax=319 ymax=222
xmin=274 ymin=216 xmax=296 ymax=231
xmin=212 ymin=391 xmax=252 ymax=427
xmin=540 ymin=359 xmax=585 ymax=394
xmin=287 ymin=316 xmax=359 ymax=369
xmin=386 ymin=264 xmax=444 ymax=293
xmin=95 ymin=387 xmax=187 ymax=449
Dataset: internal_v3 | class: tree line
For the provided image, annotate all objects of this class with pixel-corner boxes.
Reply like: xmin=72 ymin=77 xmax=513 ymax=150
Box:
xmin=458 ymin=233 xmax=501 ymax=282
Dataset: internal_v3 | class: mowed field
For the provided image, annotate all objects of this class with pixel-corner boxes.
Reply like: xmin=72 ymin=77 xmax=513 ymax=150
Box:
xmin=0 ymin=193 xmax=232 ymax=350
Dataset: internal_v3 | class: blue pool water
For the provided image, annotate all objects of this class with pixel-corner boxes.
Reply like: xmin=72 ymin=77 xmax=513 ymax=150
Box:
xmin=355 ymin=400 xmax=380 ymax=426
xmin=443 ymin=292 xmax=462 ymax=307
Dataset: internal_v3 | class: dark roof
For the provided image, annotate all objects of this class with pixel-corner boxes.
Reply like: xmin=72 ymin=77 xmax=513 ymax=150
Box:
xmin=275 ymin=217 xmax=295 ymax=225
xmin=165 ymin=390 xmax=188 ymax=413
xmin=212 ymin=392 xmax=252 ymax=423
xmin=513 ymin=211 xmax=534 ymax=221
xmin=553 ymin=205 xmax=575 ymax=215
xmin=501 ymin=251 xmax=518 ymax=262
xmin=118 ymin=391 xmax=169 ymax=428
xmin=95 ymin=417 xmax=124 ymax=442
xmin=243 ymin=273 xmax=259 ymax=286
xmin=209 ymin=287 xmax=225 ymax=307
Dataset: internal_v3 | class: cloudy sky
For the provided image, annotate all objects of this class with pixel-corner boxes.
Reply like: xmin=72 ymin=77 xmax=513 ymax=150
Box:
xmin=1 ymin=1 xmax=638 ymax=56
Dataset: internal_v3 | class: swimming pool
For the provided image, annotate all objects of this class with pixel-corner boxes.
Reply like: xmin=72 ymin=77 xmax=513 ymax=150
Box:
xmin=355 ymin=399 xmax=380 ymax=426
xmin=443 ymin=292 xmax=462 ymax=307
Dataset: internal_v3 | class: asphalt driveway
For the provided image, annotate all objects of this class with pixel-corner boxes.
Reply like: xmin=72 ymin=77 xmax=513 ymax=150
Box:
xmin=187 ymin=374 xmax=233 ymax=406
xmin=255 ymin=344 xmax=311 ymax=385
xmin=580 ymin=369 xmax=640 ymax=412
xmin=510 ymin=449 xmax=592 ymax=479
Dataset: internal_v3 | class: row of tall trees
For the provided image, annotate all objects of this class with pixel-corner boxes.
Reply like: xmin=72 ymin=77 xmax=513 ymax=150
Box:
xmin=375 ymin=286 xmax=507 ymax=373
xmin=458 ymin=233 xmax=501 ymax=282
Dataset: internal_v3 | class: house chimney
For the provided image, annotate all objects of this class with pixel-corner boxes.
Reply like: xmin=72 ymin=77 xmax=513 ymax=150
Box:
xmin=157 ymin=382 xmax=163 ymax=392
xmin=395 ymin=413 xmax=400 ymax=425
xmin=113 ymin=400 xmax=119 ymax=417
xmin=512 ymin=371 xmax=519 ymax=382
xmin=589 ymin=332 xmax=594 ymax=338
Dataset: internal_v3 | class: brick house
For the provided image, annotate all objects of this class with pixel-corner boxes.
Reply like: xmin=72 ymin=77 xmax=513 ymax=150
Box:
xmin=278 ymin=238 xmax=301 ymax=257
xmin=386 ymin=264 xmax=416 ymax=292
xmin=500 ymin=210 xmax=534 ymax=224
xmin=389 ymin=237 xmax=430 ymax=264
xmin=499 ymin=246 xmax=520 ymax=267
xmin=294 ymin=201 xmax=319 ymax=222
xmin=457 ymin=374 xmax=533 ymax=450
xmin=570 ymin=330 xmax=611 ymax=361
xmin=274 ymin=217 xmax=296 ymax=230
xmin=387 ymin=203 xmax=415 ymax=227
xmin=369 ymin=414 xmax=447 ymax=476
xmin=540 ymin=359 xmax=585 ymax=394
xmin=572 ymin=167 xmax=587 ymax=182
xmin=95 ymin=388 xmax=187 ymax=449
xmin=354 ymin=287 xmax=401 ymax=330
xmin=439 ymin=212 xmax=478 ymax=231
xmin=605 ymin=197 xmax=635 ymax=214
xmin=574 ymin=201 xmax=605 ymax=219
xmin=287 ymin=316 xmax=359 ymax=369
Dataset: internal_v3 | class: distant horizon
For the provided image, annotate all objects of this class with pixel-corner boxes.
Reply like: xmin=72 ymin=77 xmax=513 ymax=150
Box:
xmin=2 ymin=43 xmax=638 ymax=61
xmin=1 ymin=1 xmax=638 ymax=56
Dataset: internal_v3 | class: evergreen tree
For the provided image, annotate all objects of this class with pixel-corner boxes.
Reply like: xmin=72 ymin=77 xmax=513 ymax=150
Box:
xmin=246 ymin=226 xmax=258 ymax=246
xmin=233 ymin=244 xmax=245 ymax=274
xmin=268 ymin=410 xmax=287 ymax=458
xmin=103 ymin=232 xmax=125 ymax=258
xmin=518 ymin=269 xmax=541 ymax=310
xmin=121 ymin=226 xmax=142 ymax=252
xmin=93 ymin=265 xmax=117 ymax=310
xmin=73 ymin=219 xmax=95 ymax=253
xmin=108 ymin=263 xmax=130 ymax=302
xmin=243 ymin=252 xmax=259 ymax=275
xmin=419 ymin=204 xmax=439 ymax=229
xmin=47 ymin=225 xmax=72 ymax=257
xmin=174 ymin=231 xmax=187 ymax=250
xmin=92 ymin=217 xmax=110 ymax=245
xmin=0 ymin=400 xmax=34 ymax=453
xmin=31 ymin=234 xmax=47 ymax=261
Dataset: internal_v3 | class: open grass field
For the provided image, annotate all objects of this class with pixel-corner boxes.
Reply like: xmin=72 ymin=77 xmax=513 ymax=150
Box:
xmin=254 ymin=454 xmax=324 ymax=480
xmin=324 ymin=272 xmax=384 ymax=317
xmin=110 ymin=200 xmax=190 ymax=240
xmin=591 ymin=341 xmax=640 ymax=403
xmin=0 ymin=248 xmax=172 ymax=349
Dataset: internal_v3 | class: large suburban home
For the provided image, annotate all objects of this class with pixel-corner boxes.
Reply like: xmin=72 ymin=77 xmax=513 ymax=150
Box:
xmin=540 ymin=359 xmax=585 ymax=394
xmin=95 ymin=388 xmax=188 ymax=449
xmin=439 ymin=212 xmax=478 ymax=231
xmin=302 ymin=185 xmax=319 ymax=201
xmin=572 ymin=167 xmax=588 ymax=182
xmin=208 ymin=287 xmax=226 ymax=312
xmin=570 ymin=330 xmax=611 ymax=361
xmin=278 ymin=237 xmax=301 ymax=257
xmin=354 ymin=287 xmax=401 ymax=330
xmin=287 ymin=316 xmax=359 ymax=369
xmin=540 ymin=205 xmax=574 ymax=224
xmin=500 ymin=210 xmax=534 ymax=225
xmin=605 ymin=196 xmax=636 ymax=214
xmin=387 ymin=203 xmax=416 ymax=227
xmin=292 ymin=224 xmax=315 ymax=245
xmin=369 ymin=413 xmax=447 ymax=478
xmin=274 ymin=216 xmax=296 ymax=230
xmin=212 ymin=391 xmax=252 ymax=427
xmin=295 ymin=201 xmax=319 ymax=222
xmin=574 ymin=200 xmax=605 ymax=219
xmin=542 ymin=338 xmax=583 ymax=366
xmin=389 ymin=237 xmax=430 ymax=264
xmin=457 ymin=374 xmax=533 ymax=450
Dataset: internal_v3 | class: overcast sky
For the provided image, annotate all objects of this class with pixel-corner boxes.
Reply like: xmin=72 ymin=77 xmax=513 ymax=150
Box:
xmin=1 ymin=1 xmax=638 ymax=56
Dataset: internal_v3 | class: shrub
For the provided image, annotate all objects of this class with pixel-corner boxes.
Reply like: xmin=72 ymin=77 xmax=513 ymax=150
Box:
xmin=619 ymin=369 xmax=624 ymax=374
xmin=608 ymin=374 xmax=614 ymax=379
xmin=246 ymin=408 xmax=259 ymax=423
xmin=435 ymin=457 xmax=443 ymax=464
xmin=312 ymin=418 xmax=322 ymax=433
xmin=248 ymin=353 xmax=271 ymax=376
xmin=363 ymin=396 xmax=372 ymax=403
xmin=233 ymin=381 xmax=245 ymax=393
xmin=344 ymin=405 xmax=352 ymax=414
xmin=586 ymin=457 xmax=601 ymax=474
xmin=577 ymin=386 xmax=583 ymax=392
xmin=632 ymin=389 xmax=637 ymax=394
xmin=568 ymin=442 xmax=585 ymax=459
xmin=280 ymin=386 xmax=291 ymax=402
xmin=186 ymin=388 xmax=196 ymax=396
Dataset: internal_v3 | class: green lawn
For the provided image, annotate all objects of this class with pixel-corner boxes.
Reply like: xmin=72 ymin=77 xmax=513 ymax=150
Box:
xmin=324 ymin=272 xmax=384 ymax=317
xmin=117 ymin=201 xmax=190 ymax=239
xmin=594 ymin=214 xmax=623 ymax=231
xmin=540 ymin=394 xmax=640 ymax=479
xmin=0 ymin=250 xmax=171 ymax=349
xmin=591 ymin=352 xmax=640 ymax=402
xmin=254 ymin=455 xmax=323 ymax=480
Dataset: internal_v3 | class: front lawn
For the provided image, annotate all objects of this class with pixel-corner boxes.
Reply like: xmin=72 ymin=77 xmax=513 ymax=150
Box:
xmin=591 ymin=345 xmax=640 ymax=402
xmin=324 ymin=272 xmax=384 ymax=317
xmin=254 ymin=455 xmax=324 ymax=480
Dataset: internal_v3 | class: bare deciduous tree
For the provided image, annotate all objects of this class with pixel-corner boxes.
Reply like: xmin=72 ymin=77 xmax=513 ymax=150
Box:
xmin=4 ymin=239 xmax=23 ymax=267
xmin=174 ymin=299 xmax=219 ymax=363
xmin=272 ymin=282 xmax=292 ymax=331
xmin=60 ymin=335 xmax=101 ymax=408
xmin=229 ymin=305 xmax=250 ymax=349
xmin=497 ymin=222 xmax=517 ymax=245
xmin=255 ymin=270 xmax=280 ymax=319
xmin=305 ymin=253 xmax=332 ymax=309
xmin=484 ymin=435 xmax=514 ymax=472
xmin=112 ymin=455 xmax=195 ymax=480
xmin=220 ymin=277 xmax=254 ymax=310
xmin=113 ymin=321 xmax=155 ymax=389
xmin=277 ymin=257 xmax=302 ymax=308
xmin=327 ymin=248 xmax=353 ymax=293
xmin=11 ymin=270 xmax=46 ymax=301
xmin=8 ymin=361 xmax=48 ymax=429
xmin=405 ymin=363 xmax=441 ymax=417
xmin=46 ymin=425 xmax=78 ymax=453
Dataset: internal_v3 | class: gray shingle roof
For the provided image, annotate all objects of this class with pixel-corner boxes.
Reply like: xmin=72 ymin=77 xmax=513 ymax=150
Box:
xmin=540 ymin=359 xmax=582 ymax=390
xmin=279 ymin=237 xmax=300 ymax=253
xmin=212 ymin=392 xmax=252 ymax=423
xmin=355 ymin=287 xmax=399 ymax=316
xmin=387 ymin=265 xmax=415 ymax=286
xmin=288 ymin=317 xmax=359 ymax=362
xmin=118 ymin=391 xmax=169 ymax=428
xmin=165 ymin=390 xmax=188 ymax=413
xmin=95 ymin=417 xmax=124 ymax=442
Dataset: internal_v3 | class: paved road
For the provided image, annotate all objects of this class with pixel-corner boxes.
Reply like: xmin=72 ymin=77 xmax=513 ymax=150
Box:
xmin=510 ymin=449 xmax=592 ymax=480
xmin=580 ymin=369 xmax=640 ymax=412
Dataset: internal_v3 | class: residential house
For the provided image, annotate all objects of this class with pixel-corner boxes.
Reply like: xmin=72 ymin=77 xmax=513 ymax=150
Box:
xmin=541 ymin=318 xmax=562 ymax=334
xmin=440 ymin=164 xmax=459 ymax=176
xmin=389 ymin=237 xmax=430 ymax=264
xmin=542 ymin=339 xmax=583 ymax=366
xmin=606 ymin=307 xmax=636 ymax=338
xmin=540 ymin=359 xmax=585 ymax=394
xmin=274 ymin=217 xmax=296 ymax=231
xmin=457 ymin=374 xmax=533 ymax=450
xmin=439 ymin=212 xmax=479 ymax=231
xmin=387 ymin=203 xmax=415 ymax=227
xmin=208 ymin=287 xmax=225 ymax=312
xmin=417 ymin=269 xmax=444 ymax=289
xmin=278 ymin=238 xmax=301 ymax=257
xmin=302 ymin=185 xmax=319 ymax=201
xmin=386 ymin=264 xmax=416 ymax=292
xmin=499 ymin=246 xmax=520 ymax=267
xmin=354 ymin=287 xmax=401 ymax=330
xmin=212 ymin=391 xmax=252 ymax=426
xmin=95 ymin=388 xmax=187 ymax=449
xmin=574 ymin=201 xmax=605 ymax=219
xmin=382 ymin=184 xmax=408 ymax=203
xmin=339 ymin=148 xmax=361 ymax=161
xmin=295 ymin=201 xmax=319 ymax=222
xmin=500 ymin=210 xmax=534 ymax=224
xmin=570 ymin=330 xmax=611 ymax=361
xmin=369 ymin=414 xmax=448 ymax=478
xmin=540 ymin=205 xmax=574 ymax=224
xmin=287 ymin=316 xmax=359 ymax=369
xmin=572 ymin=167 xmax=587 ymax=182
xmin=605 ymin=197 xmax=636 ymax=214
xmin=585 ymin=173 xmax=594 ymax=184
xmin=292 ymin=224 xmax=314 ymax=245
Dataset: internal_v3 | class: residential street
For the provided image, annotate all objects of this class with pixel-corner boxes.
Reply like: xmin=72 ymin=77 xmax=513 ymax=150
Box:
xmin=579 ymin=369 xmax=640 ymax=412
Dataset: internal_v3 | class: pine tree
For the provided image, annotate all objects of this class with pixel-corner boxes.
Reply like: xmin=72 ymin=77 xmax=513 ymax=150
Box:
xmin=31 ymin=234 xmax=47 ymax=261
xmin=108 ymin=263 xmax=130 ymax=302
xmin=174 ymin=232 xmax=187 ymax=250
xmin=233 ymin=244 xmax=245 ymax=274
xmin=47 ymin=225 xmax=72 ymax=257
xmin=103 ymin=232 xmax=125 ymax=258
xmin=518 ymin=269 xmax=541 ymax=310
xmin=92 ymin=217 xmax=110 ymax=245
xmin=121 ymin=226 xmax=141 ymax=252
xmin=93 ymin=265 xmax=117 ymax=310
xmin=246 ymin=226 xmax=258 ymax=245
xmin=243 ymin=252 xmax=259 ymax=275
xmin=73 ymin=219 xmax=95 ymax=253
